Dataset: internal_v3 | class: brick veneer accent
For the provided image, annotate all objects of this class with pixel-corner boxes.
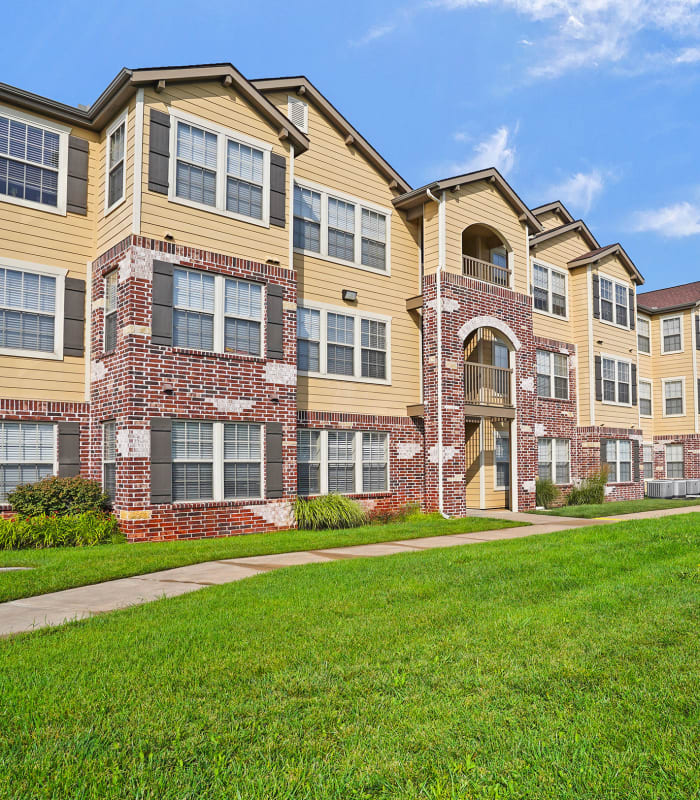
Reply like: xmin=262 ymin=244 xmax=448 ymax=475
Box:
xmin=653 ymin=433 xmax=700 ymax=480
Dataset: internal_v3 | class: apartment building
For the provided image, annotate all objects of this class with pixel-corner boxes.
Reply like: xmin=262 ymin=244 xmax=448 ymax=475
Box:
xmin=0 ymin=62 xmax=695 ymax=540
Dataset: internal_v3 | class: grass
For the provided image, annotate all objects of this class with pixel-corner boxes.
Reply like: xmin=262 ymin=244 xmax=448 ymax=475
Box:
xmin=1 ymin=515 xmax=699 ymax=799
xmin=533 ymin=496 xmax=700 ymax=518
xmin=0 ymin=513 xmax=524 ymax=603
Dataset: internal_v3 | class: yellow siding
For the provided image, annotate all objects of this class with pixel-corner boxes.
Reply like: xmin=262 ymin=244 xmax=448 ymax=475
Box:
xmin=0 ymin=102 xmax=97 ymax=402
xmin=465 ymin=421 xmax=480 ymax=507
xmin=140 ymin=83 xmax=291 ymax=265
xmin=536 ymin=209 xmax=566 ymax=231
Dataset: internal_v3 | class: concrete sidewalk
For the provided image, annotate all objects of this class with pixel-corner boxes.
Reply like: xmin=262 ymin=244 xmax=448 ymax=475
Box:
xmin=2 ymin=505 xmax=697 ymax=637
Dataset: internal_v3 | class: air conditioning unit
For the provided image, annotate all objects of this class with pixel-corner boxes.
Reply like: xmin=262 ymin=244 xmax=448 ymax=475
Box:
xmin=672 ymin=480 xmax=688 ymax=498
xmin=685 ymin=479 xmax=700 ymax=496
xmin=646 ymin=480 xmax=674 ymax=499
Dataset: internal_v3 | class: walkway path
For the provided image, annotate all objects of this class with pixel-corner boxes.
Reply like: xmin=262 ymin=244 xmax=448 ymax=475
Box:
xmin=2 ymin=506 xmax=697 ymax=637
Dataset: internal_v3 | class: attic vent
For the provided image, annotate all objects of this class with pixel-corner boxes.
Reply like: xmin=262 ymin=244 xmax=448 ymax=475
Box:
xmin=287 ymin=96 xmax=308 ymax=134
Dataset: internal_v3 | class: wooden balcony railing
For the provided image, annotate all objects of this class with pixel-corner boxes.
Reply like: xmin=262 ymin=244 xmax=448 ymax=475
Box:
xmin=464 ymin=363 xmax=512 ymax=408
xmin=462 ymin=255 xmax=511 ymax=287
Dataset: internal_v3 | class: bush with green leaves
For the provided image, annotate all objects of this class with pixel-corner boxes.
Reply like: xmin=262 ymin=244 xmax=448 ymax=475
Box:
xmin=0 ymin=513 xmax=123 ymax=551
xmin=536 ymin=478 xmax=560 ymax=509
xmin=8 ymin=476 xmax=111 ymax=518
xmin=294 ymin=494 xmax=368 ymax=530
xmin=567 ymin=469 xmax=608 ymax=506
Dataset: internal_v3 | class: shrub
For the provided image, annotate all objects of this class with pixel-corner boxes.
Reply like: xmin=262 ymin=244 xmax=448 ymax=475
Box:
xmin=567 ymin=469 xmax=608 ymax=506
xmin=294 ymin=494 xmax=368 ymax=530
xmin=0 ymin=513 xmax=123 ymax=551
xmin=536 ymin=478 xmax=560 ymax=509
xmin=368 ymin=502 xmax=421 ymax=525
xmin=8 ymin=476 xmax=111 ymax=518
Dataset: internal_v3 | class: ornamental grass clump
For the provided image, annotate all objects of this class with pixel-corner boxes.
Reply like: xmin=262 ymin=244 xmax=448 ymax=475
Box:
xmin=567 ymin=469 xmax=608 ymax=506
xmin=294 ymin=494 xmax=368 ymax=530
xmin=0 ymin=513 xmax=123 ymax=551
xmin=536 ymin=478 xmax=560 ymax=509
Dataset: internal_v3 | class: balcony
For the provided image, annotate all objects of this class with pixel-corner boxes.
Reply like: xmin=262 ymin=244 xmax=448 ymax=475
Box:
xmin=464 ymin=363 xmax=514 ymax=418
xmin=462 ymin=255 xmax=510 ymax=288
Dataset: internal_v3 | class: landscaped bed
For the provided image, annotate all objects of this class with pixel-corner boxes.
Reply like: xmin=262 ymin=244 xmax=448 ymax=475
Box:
xmin=0 ymin=515 xmax=698 ymax=799
xmin=533 ymin=496 xmax=700 ymax=518
xmin=0 ymin=513 xmax=525 ymax=603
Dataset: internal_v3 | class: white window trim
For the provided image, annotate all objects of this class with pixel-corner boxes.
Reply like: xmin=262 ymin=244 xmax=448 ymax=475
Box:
xmin=0 ymin=256 xmax=66 ymax=360
xmin=665 ymin=442 xmax=684 ymax=479
xmin=530 ymin=257 xmax=568 ymax=321
xmin=602 ymin=438 xmax=633 ymax=484
xmin=167 ymin=107 xmax=272 ymax=229
xmin=537 ymin=437 xmax=571 ymax=486
xmin=494 ymin=429 xmax=510 ymax=490
xmin=598 ymin=271 xmax=631 ymax=331
xmin=600 ymin=352 xmax=633 ymax=407
xmin=637 ymin=314 xmax=651 ymax=356
xmin=173 ymin=266 xmax=264 ymax=357
xmin=536 ymin=348 xmax=569 ymax=400
xmin=294 ymin=177 xmax=392 ymax=277
xmin=639 ymin=378 xmax=653 ymax=418
xmin=660 ymin=313 xmax=684 ymax=355
xmin=662 ymin=376 xmax=685 ymax=418
xmin=298 ymin=429 xmax=390 ymax=496
xmin=642 ymin=442 xmax=655 ymax=480
xmin=104 ymin=108 xmax=128 ymax=216
xmin=297 ymin=297 xmax=391 ymax=385
xmin=0 ymin=421 xmax=58 ymax=504
xmin=0 ymin=103 xmax=70 ymax=216
xmin=172 ymin=420 xmax=264 ymax=504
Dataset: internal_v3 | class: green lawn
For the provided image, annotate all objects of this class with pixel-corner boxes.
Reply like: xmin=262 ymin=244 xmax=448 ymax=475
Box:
xmin=533 ymin=496 xmax=700 ymax=518
xmin=0 ymin=513 xmax=524 ymax=603
xmin=1 ymin=516 xmax=699 ymax=799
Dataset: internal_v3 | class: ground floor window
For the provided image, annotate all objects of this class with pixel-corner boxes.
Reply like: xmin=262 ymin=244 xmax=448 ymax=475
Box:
xmin=602 ymin=439 xmax=631 ymax=483
xmin=0 ymin=421 xmax=55 ymax=502
xmin=297 ymin=429 xmax=388 ymax=496
xmin=665 ymin=443 xmax=684 ymax=479
xmin=643 ymin=444 xmax=654 ymax=480
xmin=495 ymin=429 xmax=510 ymax=489
xmin=102 ymin=421 xmax=117 ymax=501
xmin=537 ymin=438 xmax=570 ymax=484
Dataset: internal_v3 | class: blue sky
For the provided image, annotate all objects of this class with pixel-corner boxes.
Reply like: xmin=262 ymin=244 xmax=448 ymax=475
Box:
xmin=5 ymin=0 xmax=700 ymax=291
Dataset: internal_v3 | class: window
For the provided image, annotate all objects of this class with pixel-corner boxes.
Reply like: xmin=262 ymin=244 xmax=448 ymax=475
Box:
xmin=172 ymin=267 xmax=263 ymax=356
xmin=0 ymin=422 xmax=54 ymax=502
xmin=297 ymin=429 xmax=389 ymax=495
xmin=297 ymin=303 xmax=390 ymax=383
xmin=293 ymin=181 xmax=391 ymax=273
xmin=287 ymin=96 xmax=308 ymax=134
xmin=102 ymin=421 xmax=116 ymax=501
xmin=666 ymin=443 xmax=684 ymax=479
xmin=104 ymin=270 xmax=118 ymax=353
xmin=662 ymin=316 xmax=682 ymax=353
xmin=602 ymin=356 xmax=631 ymax=405
xmin=495 ymin=430 xmax=510 ymax=489
xmin=599 ymin=276 xmax=630 ymax=328
xmin=0 ymin=264 xmax=60 ymax=356
xmin=536 ymin=350 xmax=568 ymax=399
xmin=664 ymin=379 xmax=684 ymax=416
xmin=537 ymin=438 xmax=570 ymax=485
xmin=171 ymin=421 xmax=263 ymax=502
xmin=532 ymin=262 xmax=567 ymax=317
xmin=0 ymin=107 xmax=66 ymax=213
xmin=639 ymin=380 xmax=652 ymax=417
xmin=643 ymin=444 xmax=654 ymax=479
xmin=106 ymin=114 xmax=126 ymax=211
xmin=637 ymin=316 xmax=650 ymax=354
xmin=602 ymin=439 xmax=632 ymax=483
xmin=170 ymin=112 xmax=271 ymax=225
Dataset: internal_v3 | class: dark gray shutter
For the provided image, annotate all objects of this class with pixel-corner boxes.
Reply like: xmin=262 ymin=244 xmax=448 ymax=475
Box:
xmin=266 ymin=421 xmax=284 ymax=498
xmin=150 ymin=418 xmax=172 ymax=504
xmin=628 ymin=288 xmax=635 ymax=330
xmin=148 ymin=110 xmax=170 ymax=194
xmin=695 ymin=315 xmax=700 ymax=350
xmin=594 ymin=355 xmax=602 ymax=402
xmin=57 ymin=422 xmax=81 ymax=478
xmin=66 ymin=136 xmax=89 ymax=215
xmin=266 ymin=283 xmax=284 ymax=360
xmin=592 ymin=273 xmax=600 ymax=319
xmin=269 ymin=153 xmax=286 ymax=228
xmin=63 ymin=278 xmax=86 ymax=357
xmin=631 ymin=364 xmax=637 ymax=405
xmin=152 ymin=260 xmax=174 ymax=346
xmin=633 ymin=441 xmax=640 ymax=483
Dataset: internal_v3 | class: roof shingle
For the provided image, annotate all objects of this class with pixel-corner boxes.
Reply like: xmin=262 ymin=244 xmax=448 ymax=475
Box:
xmin=637 ymin=281 xmax=700 ymax=311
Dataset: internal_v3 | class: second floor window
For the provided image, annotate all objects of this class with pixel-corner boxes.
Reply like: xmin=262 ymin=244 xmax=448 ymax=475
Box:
xmin=664 ymin=379 xmax=684 ymax=416
xmin=662 ymin=316 xmax=682 ymax=353
xmin=106 ymin=116 xmax=126 ymax=211
xmin=639 ymin=380 xmax=652 ymax=417
xmin=532 ymin=263 xmax=566 ymax=317
xmin=599 ymin=276 xmax=629 ymax=327
xmin=0 ymin=265 xmax=57 ymax=355
xmin=602 ymin=357 xmax=630 ymax=404
xmin=536 ymin=350 xmax=568 ymax=399
xmin=637 ymin=316 xmax=650 ymax=353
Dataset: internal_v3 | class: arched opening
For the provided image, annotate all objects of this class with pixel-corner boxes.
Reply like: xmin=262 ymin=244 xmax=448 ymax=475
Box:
xmin=461 ymin=223 xmax=511 ymax=287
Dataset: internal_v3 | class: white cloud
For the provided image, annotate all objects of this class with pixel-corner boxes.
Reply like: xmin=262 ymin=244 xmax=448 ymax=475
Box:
xmin=446 ymin=125 xmax=516 ymax=176
xmin=632 ymin=201 xmax=700 ymax=237
xmin=675 ymin=45 xmax=700 ymax=62
xmin=548 ymin=170 xmax=605 ymax=214
xmin=350 ymin=23 xmax=397 ymax=46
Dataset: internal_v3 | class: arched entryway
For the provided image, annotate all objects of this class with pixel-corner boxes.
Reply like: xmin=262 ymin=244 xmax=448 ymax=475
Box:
xmin=462 ymin=223 xmax=512 ymax=288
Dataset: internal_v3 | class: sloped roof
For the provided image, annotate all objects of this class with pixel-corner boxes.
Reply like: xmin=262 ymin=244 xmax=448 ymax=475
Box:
xmin=530 ymin=200 xmax=574 ymax=224
xmin=568 ymin=243 xmax=643 ymax=284
xmin=637 ymin=281 xmax=700 ymax=312
xmin=529 ymin=219 xmax=599 ymax=251
xmin=252 ymin=76 xmax=410 ymax=193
